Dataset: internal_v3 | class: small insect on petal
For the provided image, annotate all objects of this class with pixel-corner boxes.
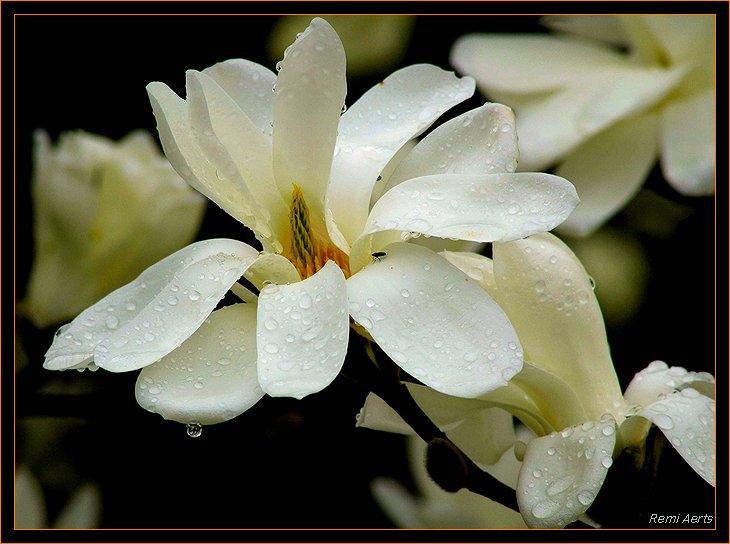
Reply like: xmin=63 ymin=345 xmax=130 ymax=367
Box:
xmin=371 ymin=251 xmax=387 ymax=263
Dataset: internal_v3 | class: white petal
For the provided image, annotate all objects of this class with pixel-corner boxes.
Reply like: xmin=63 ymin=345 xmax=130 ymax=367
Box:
xmin=135 ymin=303 xmax=263 ymax=425
xmin=517 ymin=419 xmax=616 ymax=528
xmin=556 ymin=112 xmax=660 ymax=236
xmin=637 ymin=388 xmax=715 ymax=486
xmin=513 ymin=66 xmax=685 ymax=171
xmin=201 ymin=58 xmax=276 ymax=135
xmin=44 ymin=239 xmax=259 ymax=372
xmin=147 ymin=82 xmax=252 ymax=226
xmin=450 ymin=34 xmax=624 ymax=94
xmin=356 ymin=392 xmax=416 ymax=435
xmin=361 ymin=173 xmax=578 ymax=243
xmin=328 ymin=64 xmax=475 ymax=247
xmin=346 ymin=243 xmax=523 ymax=398
xmin=492 ymin=233 xmax=624 ymax=421
xmin=660 ymin=88 xmax=715 ymax=196
xmin=273 ymin=17 xmax=345 ymax=212
xmin=186 ymin=70 xmax=287 ymax=243
xmin=387 ymin=103 xmax=519 ymax=184
xmin=624 ymin=360 xmax=715 ymax=408
xmin=256 ymin=261 xmax=349 ymax=398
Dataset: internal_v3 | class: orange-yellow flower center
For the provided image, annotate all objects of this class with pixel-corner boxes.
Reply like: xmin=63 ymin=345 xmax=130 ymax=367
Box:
xmin=286 ymin=184 xmax=351 ymax=279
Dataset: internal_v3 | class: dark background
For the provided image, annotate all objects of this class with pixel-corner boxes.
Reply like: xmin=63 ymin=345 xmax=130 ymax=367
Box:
xmin=5 ymin=2 xmax=726 ymax=538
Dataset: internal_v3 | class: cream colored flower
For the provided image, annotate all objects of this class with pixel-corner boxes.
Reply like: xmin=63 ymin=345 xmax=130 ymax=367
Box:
xmin=451 ymin=15 xmax=715 ymax=236
xmin=359 ymin=232 xmax=715 ymax=527
xmin=21 ymin=130 xmax=206 ymax=328
xmin=44 ymin=18 xmax=578 ymax=428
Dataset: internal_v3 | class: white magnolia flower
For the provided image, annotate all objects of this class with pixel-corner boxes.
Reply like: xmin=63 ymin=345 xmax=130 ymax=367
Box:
xmin=21 ymin=130 xmax=206 ymax=328
xmin=451 ymin=15 xmax=715 ymax=236
xmin=359 ymin=232 xmax=715 ymax=528
xmin=44 ymin=18 xmax=578 ymax=427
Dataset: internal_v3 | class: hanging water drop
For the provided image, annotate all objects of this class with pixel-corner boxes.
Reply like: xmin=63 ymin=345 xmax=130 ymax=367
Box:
xmin=186 ymin=423 xmax=203 ymax=438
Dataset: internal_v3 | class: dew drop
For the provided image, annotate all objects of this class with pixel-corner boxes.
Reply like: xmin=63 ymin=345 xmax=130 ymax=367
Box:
xmin=652 ymin=413 xmax=674 ymax=430
xmin=577 ymin=490 xmax=594 ymax=506
xmin=189 ymin=290 xmax=201 ymax=301
xmin=167 ymin=295 xmax=179 ymax=306
xmin=400 ymin=289 xmax=411 ymax=298
xmin=264 ymin=343 xmax=280 ymax=354
xmin=105 ymin=316 xmax=119 ymax=329
xmin=186 ymin=423 xmax=203 ymax=438
xmin=601 ymin=456 xmax=613 ymax=469
xmin=532 ymin=499 xmax=559 ymax=519
xmin=264 ymin=318 xmax=279 ymax=331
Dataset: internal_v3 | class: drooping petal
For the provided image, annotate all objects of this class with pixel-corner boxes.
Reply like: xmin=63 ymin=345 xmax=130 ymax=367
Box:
xmin=272 ymin=17 xmax=346 ymax=213
xmin=492 ymin=233 xmax=624 ymax=421
xmin=256 ymin=261 xmax=349 ymax=399
xmin=660 ymin=88 xmax=715 ymax=196
xmin=201 ymin=58 xmax=277 ymax=136
xmin=135 ymin=303 xmax=263 ymax=425
xmin=328 ymin=64 xmax=475 ymax=247
xmin=347 ymin=243 xmax=523 ymax=398
xmin=517 ymin=418 xmax=617 ymax=528
xmin=623 ymin=360 xmax=715 ymax=408
xmin=44 ymin=239 xmax=259 ymax=372
xmin=450 ymin=34 xmax=624 ymax=94
xmin=186 ymin=70 xmax=287 ymax=244
xmin=385 ymin=103 xmax=519 ymax=187
xmin=359 ymin=172 xmax=578 ymax=243
xmin=637 ymin=388 xmax=715 ymax=486
xmin=555 ymin=111 xmax=659 ymax=236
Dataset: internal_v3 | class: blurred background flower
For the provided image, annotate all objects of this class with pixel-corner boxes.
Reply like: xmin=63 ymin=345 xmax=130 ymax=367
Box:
xmin=19 ymin=130 xmax=206 ymax=329
xmin=450 ymin=15 xmax=714 ymax=236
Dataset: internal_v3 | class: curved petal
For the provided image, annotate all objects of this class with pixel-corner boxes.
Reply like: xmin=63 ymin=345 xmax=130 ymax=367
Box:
xmin=360 ymin=172 xmax=578 ymax=243
xmin=637 ymin=388 xmax=715 ymax=486
xmin=201 ymin=58 xmax=276 ymax=136
xmin=146 ymin=82 xmax=254 ymax=228
xmin=450 ymin=34 xmax=624 ymax=94
xmin=513 ymin=66 xmax=685 ymax=171
xmin=555 ymin=111 xmax=659 ymax=237
xmin=346 ymin=243 xmax=523 ymax=398
xmin=186 ymin=70 xmax=287 ymax=244
xmin=273 ymin=17 xmax=346 ymax=212
xmin=385 ymin=103 xmax=519 ymax=186
xmin=44 ymin=239 xmax=259 ymax=372
xmin=623 ymin=360 xmax=715 ymax=408
xmin=370 ymin=477 xmax=425 ymax=528
xmin=53 ymin=482 xmax=101 ymax=529
xmin=517 ymin=418 xmax=616 ymax=528
xmin=328 ymin=64 xmax=475 ymax=247
xmin=135 ymin=303 xmax=263 ymax=425
xmin=256 ymin=261 xmax=349 ymax=398
xmin=492 ymin=233 xmax=624 ymax=421
xmin=660 ymin=88 xmax=715 ymax=196
xmin=15 ymin=467 xmax=47 ymax=528
xmin=243 ymin=252 xmax=301 ymax=289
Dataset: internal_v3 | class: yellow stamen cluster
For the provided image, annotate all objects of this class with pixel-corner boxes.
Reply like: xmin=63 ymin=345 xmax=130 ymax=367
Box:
xmin=287 ymin=184 xmax=351 ymax=279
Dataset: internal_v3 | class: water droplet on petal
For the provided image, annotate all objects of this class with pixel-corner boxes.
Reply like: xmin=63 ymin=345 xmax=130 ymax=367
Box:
xmin=577 ymin=490 xmax=594 ymax=506
xmin=532 ymin=499 xmax=559 ymax=519
xmin=105 ymin=316 xmax=119 ymax=329
xmin=653 ymin=413 xmax=674 ymax=430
